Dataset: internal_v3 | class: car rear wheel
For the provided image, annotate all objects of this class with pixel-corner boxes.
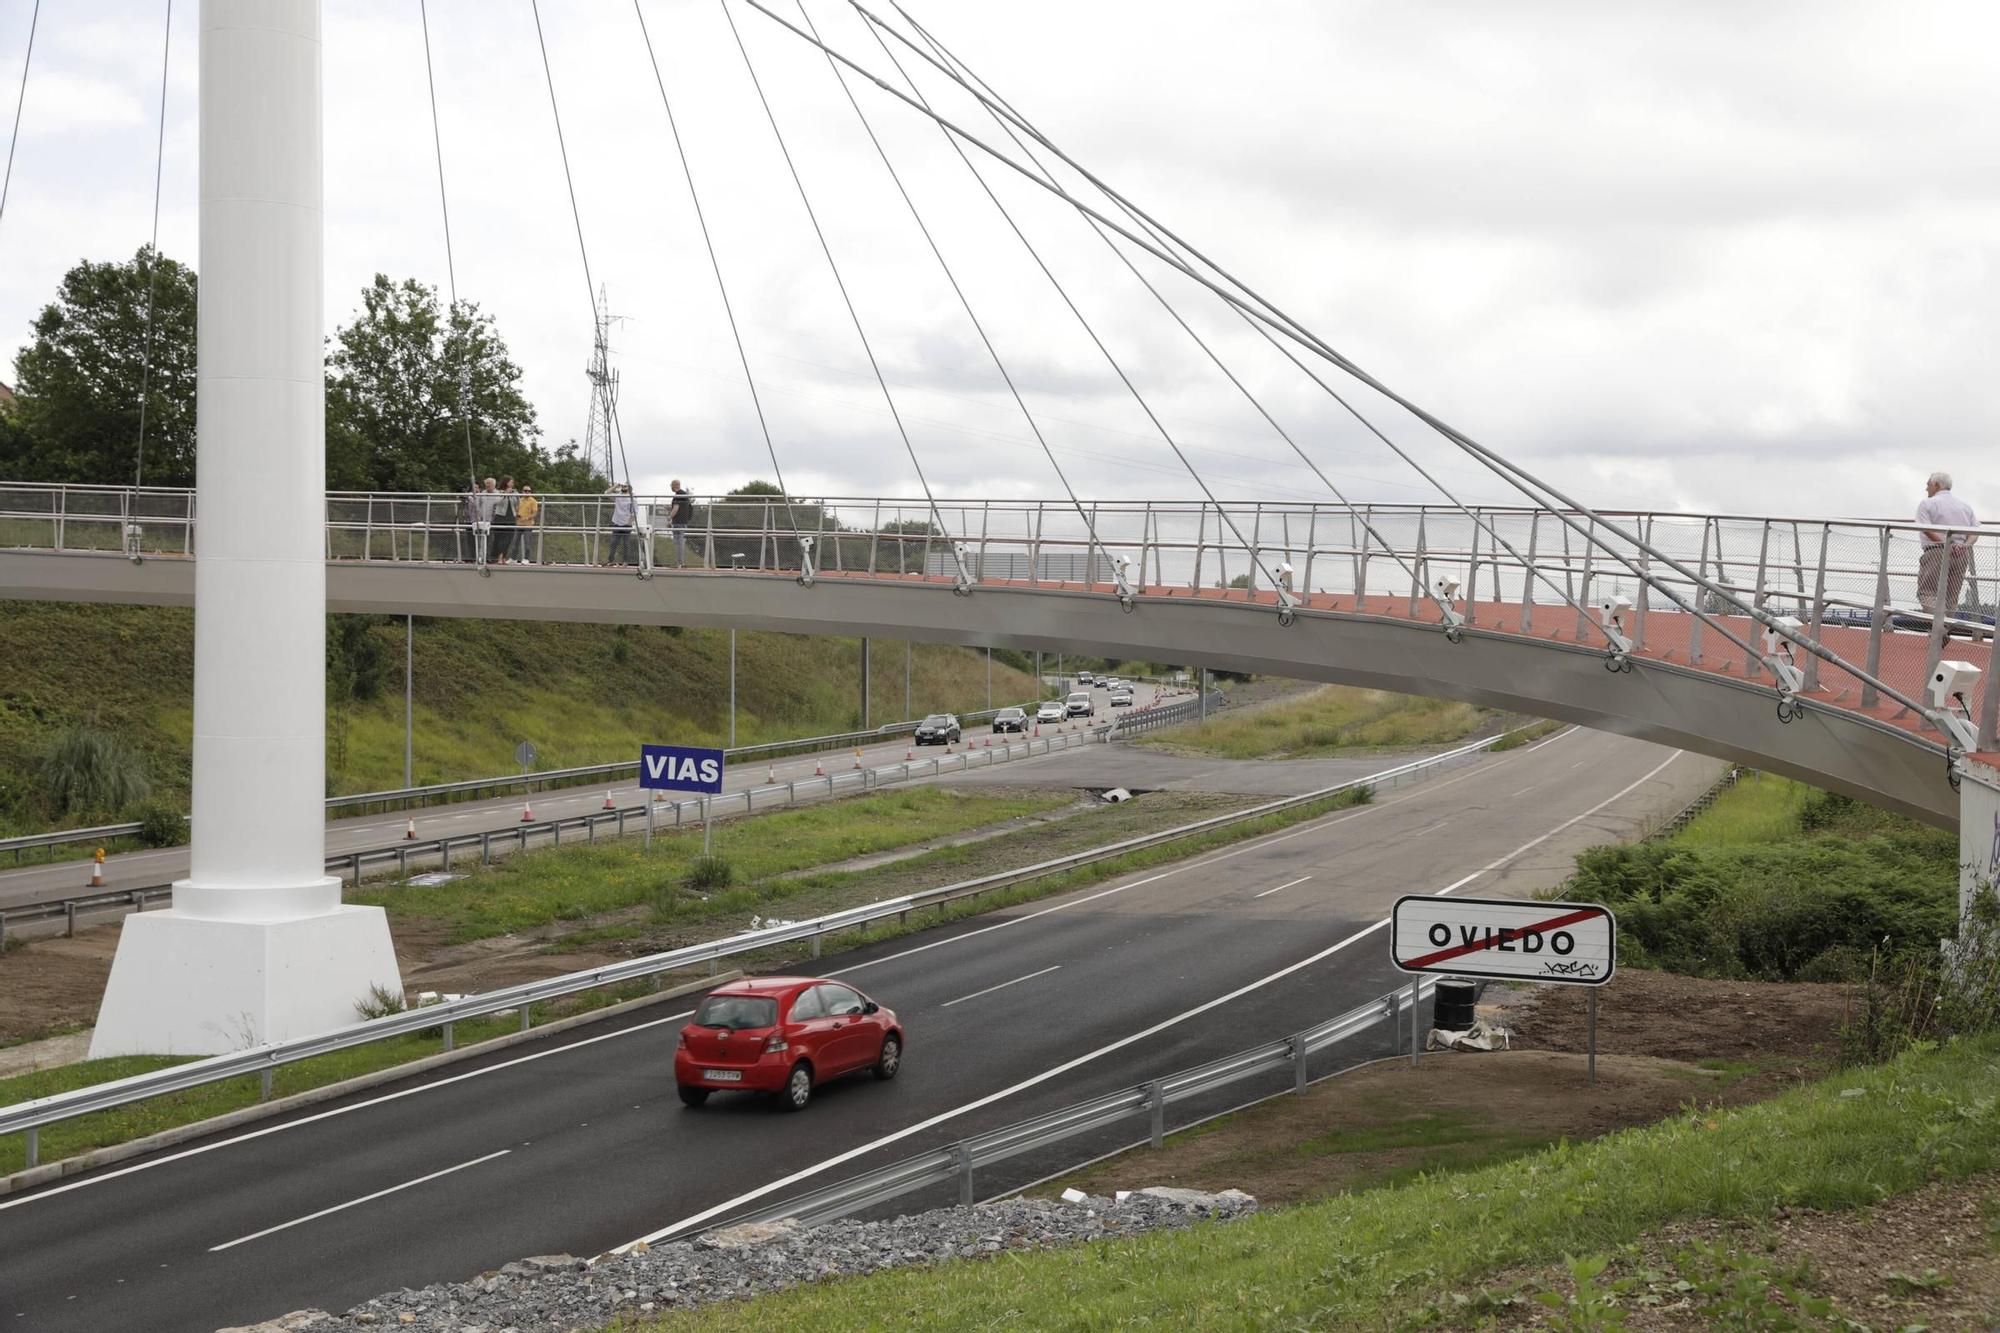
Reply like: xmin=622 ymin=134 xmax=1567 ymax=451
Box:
xmin=873 ymin=1034 xmax=902 ymax=1081
xmin=778 ymin=1062 xmax=813 ymax=1112
xmin=677 ymin=1085 xmax=710 ymax=1107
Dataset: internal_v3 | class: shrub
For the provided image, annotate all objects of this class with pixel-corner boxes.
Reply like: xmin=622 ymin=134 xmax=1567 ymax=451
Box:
xmin=354 ymin=982 xmax=407 ymax=1020
xmin=36 ymin=724 xmax=151 ymax=818
xmin=682 ymin=855 xmax=735 ymax=892
xmin=131 ymin=799 xmax=186 ymax=848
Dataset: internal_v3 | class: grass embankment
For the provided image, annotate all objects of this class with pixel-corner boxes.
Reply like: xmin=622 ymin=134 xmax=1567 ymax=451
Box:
xmin=0 ymin=601 xmax=1036 ymax=837
xmin=1567 ymin=772 xmax=1956 ymax=982
xmin=1136 ymin=683 xmax=1491 ymax=760
xmin=629 ymin=1034 xmax=2000 ymax=1331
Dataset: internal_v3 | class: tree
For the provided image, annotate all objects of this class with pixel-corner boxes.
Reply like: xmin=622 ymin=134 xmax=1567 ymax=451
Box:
xmin=2 ymin=247 xmax=197 ymax=486
xmin=325 ymin=275 xmax=580 ymax=494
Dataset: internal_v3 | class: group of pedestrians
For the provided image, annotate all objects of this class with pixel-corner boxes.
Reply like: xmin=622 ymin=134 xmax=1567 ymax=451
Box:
xmin=462 ymin=476 xmax=541 ymax=565
xmin=459 ymin=477 xmax=696 ymax=568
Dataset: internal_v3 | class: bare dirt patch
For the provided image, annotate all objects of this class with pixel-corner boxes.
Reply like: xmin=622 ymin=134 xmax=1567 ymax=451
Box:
xmin=0 ymin=932 xmax=116 ymax=1046
xmin=1490 ymin=1170 xmax=2000 ymax=1330
xmin=1042 ymin=970 xmax=1852 ymax=1210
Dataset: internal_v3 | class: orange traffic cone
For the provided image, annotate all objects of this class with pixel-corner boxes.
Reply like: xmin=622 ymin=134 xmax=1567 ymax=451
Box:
xmin=602 ymin=791 xmax=617 ymax=811
xmin=767 ymin=765 xmax=777 ymax=783
xmin=404 ymin=818 xmax=418 ymax=840
xmin=853 ymin=748 xmax=864 ymax=769
xmin=905 ymin=748 xmax=915 ymax=761
xmin=520 ymin=801 xmax=534 ymax=823
xmin=89 ymin=848 xmax=105 ymax=888
xmin=983 ymin=737 xmax=992 ymax=748
xmin=814 ymin=760 xmax=825 ymax=776
xmin=1032 ymin=723 xmax=1041 ymax=737
xmin=653 ymin=790 xmax=666 ymax=803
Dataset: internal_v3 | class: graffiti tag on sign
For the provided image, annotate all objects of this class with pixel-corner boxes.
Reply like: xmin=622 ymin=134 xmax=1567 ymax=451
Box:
xmin=1391 ymin=895 xmax=1616 ymax=987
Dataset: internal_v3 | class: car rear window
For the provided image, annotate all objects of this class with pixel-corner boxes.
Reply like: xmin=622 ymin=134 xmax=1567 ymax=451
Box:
xmin=694 ymin=995 xmax=777 ymax=1029
xmin=922 ymin=715 xmax=952 ymax=726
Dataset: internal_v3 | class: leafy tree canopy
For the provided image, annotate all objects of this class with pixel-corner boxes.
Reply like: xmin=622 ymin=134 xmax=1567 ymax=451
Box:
xmin=326 ymin=274 xmax=597 ymax=494
xmin=3 ymin=246 xmax=197 ymax=486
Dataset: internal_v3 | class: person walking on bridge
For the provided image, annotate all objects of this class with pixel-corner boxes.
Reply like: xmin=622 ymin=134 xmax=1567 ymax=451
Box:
xmin=668 ymin=479 xmax=694 ymax=567
xmin=606 ymin=483 xmax=635 ymax=566
xmin=1916 ymin=471 xmax=1978 ymax=616
xmin=490 ymin=476 xmax=519 ymax=564
xmin=514 ymin=485 xmax=539 ymax=564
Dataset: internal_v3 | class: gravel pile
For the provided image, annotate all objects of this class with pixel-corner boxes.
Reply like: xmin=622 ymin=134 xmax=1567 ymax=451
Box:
xmin=224 ymin=1186 xmax=1256 ymax=1333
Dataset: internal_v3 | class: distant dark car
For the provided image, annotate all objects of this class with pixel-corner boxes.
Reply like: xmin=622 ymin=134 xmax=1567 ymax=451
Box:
xmin=913 ymin=713 xmax=962 ymax=745
xmin=676 ymin=977 xmax=902 ymax=1111
xmin=992 ymin=707 xmax=1028 ymax=733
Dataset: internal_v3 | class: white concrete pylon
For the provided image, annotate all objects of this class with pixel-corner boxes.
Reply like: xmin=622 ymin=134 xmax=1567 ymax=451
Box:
xmin=92 ymin=0 xmax=402 ymax=1057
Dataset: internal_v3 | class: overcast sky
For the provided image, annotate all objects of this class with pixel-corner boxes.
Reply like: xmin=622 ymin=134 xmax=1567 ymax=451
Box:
xmin=0 ymin=1 xmax=1993 ymax=520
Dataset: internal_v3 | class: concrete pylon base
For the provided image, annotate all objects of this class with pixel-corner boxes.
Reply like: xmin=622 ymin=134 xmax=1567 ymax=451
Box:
xmin=89 ymin=904 xmax=402 ymax=1058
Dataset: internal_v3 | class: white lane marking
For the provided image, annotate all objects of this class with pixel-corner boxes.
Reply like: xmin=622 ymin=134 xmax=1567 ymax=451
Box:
xmin=0 ymin=735 xmax=1602 ymax=1215
xmin=625 ymin=750 xmax=1682 ymax=1246
xmin=1252 ymin=875 xmax=1312 ymax=899
xmin=829 ymin=751 xmax=1498 ymax=978
xmin=1513 ymin=783 xmax=1541 ymax=798
xmin=939 ymin=965 xmax=1062 ymax=1009
xmin=1522 ymin=725 xmax=1579 ymax=753
xmin=0 ymin=1011 xmax=694 ymax=1215
xmin=207 ymin=1150 xmax=511 ymax=1252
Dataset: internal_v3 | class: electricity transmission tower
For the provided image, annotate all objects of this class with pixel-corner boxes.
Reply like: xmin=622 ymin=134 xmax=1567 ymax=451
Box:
xmin=582 ymin=285 xmax=623 ymax=484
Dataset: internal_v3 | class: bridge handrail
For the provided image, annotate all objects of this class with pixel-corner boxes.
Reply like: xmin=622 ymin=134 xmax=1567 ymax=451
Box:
xmin=0 ymin=725 xmax=1515 ymax=1160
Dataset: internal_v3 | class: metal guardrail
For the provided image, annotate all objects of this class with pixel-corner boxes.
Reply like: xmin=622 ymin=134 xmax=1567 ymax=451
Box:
xmin=0 ymin=725 xmax=1515 ymax=1168
xmin=724 ymin=977 xmax=1433 ymax=1230
xmin=1105 ymin=690 xmax=1224 ymax=737
xmin=0 ymin=709 xmax=1039 ymax=865
xmin=0 ymin=725 xmax=1111 ymax=943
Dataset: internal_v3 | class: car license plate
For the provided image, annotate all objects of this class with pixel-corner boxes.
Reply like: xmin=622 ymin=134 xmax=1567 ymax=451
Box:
xmin=703 ymin=1069 xmax=743 ymax=1082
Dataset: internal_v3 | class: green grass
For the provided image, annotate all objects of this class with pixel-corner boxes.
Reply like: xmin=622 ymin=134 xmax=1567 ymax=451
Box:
xmin=1488 ymin=718 xmax=1565 ymax=752
xmin=355 ymin=787 xmax=1070 ymax=943
xmin=0 ymin=601 xmax=1036 ymax=837
xmin=1136 ymin=684 xmax=1490 ymax=760
xmin=0 ymin=982 xmax=660 ymax=1176
xmin=627 ymin=1032 xmax=2000 ymax=1332
xmin=1665 ymin=770 xmax=1813 ymax=847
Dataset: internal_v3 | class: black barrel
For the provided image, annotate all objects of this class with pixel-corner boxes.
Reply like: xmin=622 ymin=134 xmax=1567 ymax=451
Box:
xmin=1433 ymin=979 xmax=1477 ymax=1032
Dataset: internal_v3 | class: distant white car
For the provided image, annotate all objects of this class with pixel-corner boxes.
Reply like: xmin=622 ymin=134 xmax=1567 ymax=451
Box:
xmin=1109 ymin=688 xmax=1135 ymax=707
xmin=1065 ymin=691 xmax=1095 ymax=718
xmin=1035 ymin=701 xmax=1066 ymax=724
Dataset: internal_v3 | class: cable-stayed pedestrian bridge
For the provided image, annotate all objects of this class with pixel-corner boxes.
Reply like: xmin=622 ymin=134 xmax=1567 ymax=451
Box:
xmin=4 ymin=482 xmax=1992 ymax=828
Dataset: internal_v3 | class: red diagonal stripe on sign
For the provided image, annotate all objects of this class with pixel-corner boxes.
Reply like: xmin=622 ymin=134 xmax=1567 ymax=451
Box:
xmin=1403 ymin=906 xmax=1605 ymax=970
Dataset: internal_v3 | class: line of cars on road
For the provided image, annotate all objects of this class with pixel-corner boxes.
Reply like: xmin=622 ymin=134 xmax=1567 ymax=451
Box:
xmin=917 ymin=675 xmax=1152 ymax=747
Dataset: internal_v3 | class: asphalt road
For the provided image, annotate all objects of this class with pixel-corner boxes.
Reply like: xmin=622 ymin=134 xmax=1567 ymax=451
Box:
xmin=0 ymin=726 xmax=1718 ymax=1331
xmin=0 ymin=683 xmax=1188 ymax=914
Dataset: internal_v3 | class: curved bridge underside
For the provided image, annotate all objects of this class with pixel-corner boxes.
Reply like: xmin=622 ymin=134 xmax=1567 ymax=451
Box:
xmin=3 ymin=550 xmax=1961 ymax=828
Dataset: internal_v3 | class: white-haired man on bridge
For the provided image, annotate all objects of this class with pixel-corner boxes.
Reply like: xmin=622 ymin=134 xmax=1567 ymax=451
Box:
xmin=1915 ymin=471 xmax=1978 ymax=616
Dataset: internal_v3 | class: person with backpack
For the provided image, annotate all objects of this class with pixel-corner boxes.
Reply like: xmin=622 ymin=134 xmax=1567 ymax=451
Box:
xmin=668 ymin=479 xmax=694 ymax=566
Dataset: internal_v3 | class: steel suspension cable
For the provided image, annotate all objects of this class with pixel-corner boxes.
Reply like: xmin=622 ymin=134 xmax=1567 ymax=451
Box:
xmin=719 ymin=0 xmax=956 ymax=581
xmin=876 ymin=12 xmax=1460 ymax=626
xmin=630 ymin=0 xmax=799 ymax=536
xmin=132 ymin=0 xmax=172 ymax=491
xmin=783 ymin=2 xmax=1897 ymax=715
xmin=529 ymin=0 xmax=632 ymax=490
xmin=774 ymin=8 xmax=1285 ymax=606
xmin=418 ymin=0 xmax=478 ymax=488
xmin=875 ymin=2 xmax=1870 ymax=701
xmin=796 ymin=1 xmax=1128 ymax=599
xmin=0 ymin=0 xmax=40 ymax=236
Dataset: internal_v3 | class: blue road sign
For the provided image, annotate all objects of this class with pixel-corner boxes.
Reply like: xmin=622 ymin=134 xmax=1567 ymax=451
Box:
xmin=639 ymin=744 xmax=726 ymax=795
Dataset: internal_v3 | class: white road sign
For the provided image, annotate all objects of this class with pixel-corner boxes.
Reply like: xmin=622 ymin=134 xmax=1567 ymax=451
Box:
xmin=1391 ymin=895 xmax=1616 ymax=986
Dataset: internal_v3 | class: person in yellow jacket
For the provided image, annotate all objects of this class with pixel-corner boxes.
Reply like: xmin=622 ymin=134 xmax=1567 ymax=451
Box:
xmin=515 ymin=487 xmax=540 ymax=564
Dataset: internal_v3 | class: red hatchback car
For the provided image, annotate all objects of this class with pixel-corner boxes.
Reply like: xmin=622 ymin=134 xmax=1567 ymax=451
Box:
xmin=675 ymin=977 xmax=903 ymax=1111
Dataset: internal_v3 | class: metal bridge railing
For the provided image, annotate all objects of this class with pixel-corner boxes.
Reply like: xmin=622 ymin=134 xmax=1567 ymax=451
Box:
xmin=7 ymin=484 xmax=1995 ymax=747
xmin=0 ymin=727 xmax=1513 ymax=1171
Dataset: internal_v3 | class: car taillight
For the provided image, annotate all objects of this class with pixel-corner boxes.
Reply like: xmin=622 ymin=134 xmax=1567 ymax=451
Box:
xmin=763 ymin=1032 xmax=788 ymax=1054
xmin=676 ymin=1032 xmax=687 ymax=1051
